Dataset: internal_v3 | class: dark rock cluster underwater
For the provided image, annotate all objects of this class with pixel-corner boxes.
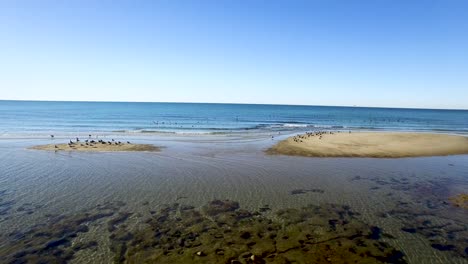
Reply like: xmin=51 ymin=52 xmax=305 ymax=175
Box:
xmin=352 ymin=173 xmax=468 ymax=259
xmin=2 ymin=199 xmax=410 ymax=264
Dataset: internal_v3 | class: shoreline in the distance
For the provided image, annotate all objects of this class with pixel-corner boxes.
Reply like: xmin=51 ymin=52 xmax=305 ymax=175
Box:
xmin=267 ymin=132 xmax=468 ymax=158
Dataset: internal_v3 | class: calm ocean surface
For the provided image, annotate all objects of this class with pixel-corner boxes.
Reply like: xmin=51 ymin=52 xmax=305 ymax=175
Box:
xmin=1 ymin=100 xmax=467 ymax=135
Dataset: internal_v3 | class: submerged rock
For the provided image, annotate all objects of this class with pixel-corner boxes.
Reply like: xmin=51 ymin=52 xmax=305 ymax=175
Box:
xmin=1 ymin=199 xmax=410 ymax=263
xmin=202 ymin=200 xmax=240 ymax=216
xmin=111 ymin=200 xmax=406 ymax=263
xmin=290 ymin=188 xmax=325 ymax=195
xmin=0 ymin=201 xmax=126 ymax=264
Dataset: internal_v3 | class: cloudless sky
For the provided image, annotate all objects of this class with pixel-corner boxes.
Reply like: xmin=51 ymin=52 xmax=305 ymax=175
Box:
xmin=1 ymin=0 xmax=467 ymax=109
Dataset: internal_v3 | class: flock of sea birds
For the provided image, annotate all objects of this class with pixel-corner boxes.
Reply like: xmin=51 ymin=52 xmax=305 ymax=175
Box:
xmin=49 ymin=134 xmax=131 ymax=149
xmin=48 ymin=129 xmax=353 ymax=149
xmin=292 ymin=130 xmax=350 ymax=143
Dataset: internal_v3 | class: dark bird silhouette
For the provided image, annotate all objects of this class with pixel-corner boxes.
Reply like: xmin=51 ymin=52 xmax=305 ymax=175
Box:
xmin=50 ymin=135 xmax=54 ymax=138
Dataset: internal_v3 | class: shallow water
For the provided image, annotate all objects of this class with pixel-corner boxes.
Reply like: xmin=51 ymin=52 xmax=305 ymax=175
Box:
xmin=0 ymin=134 xmax=467 ymax=263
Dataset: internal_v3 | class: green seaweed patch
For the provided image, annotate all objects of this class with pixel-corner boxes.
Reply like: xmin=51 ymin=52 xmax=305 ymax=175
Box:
xmin=111 ymin=200 xmax=406 ymax=264
xmin=449 ymin=194 xmax=468 ymax=209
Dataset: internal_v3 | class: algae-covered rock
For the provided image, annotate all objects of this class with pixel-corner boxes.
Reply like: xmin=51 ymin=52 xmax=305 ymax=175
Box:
xmin=202 ymin=199 xmax=240 ymax=216
xmin=0 ymin=199 xmax=408 ymax=264
xmin=449 ymin=193 xmax=468 ymax=209
xmin=115 ymin=200 xmax=406 ymax=264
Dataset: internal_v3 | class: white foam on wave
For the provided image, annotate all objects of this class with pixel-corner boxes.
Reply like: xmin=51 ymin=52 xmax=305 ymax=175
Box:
xmin=280 ymin=124 xmax=346 ymax=129
xmin=282 ymin=124 xmax=309 ymax=128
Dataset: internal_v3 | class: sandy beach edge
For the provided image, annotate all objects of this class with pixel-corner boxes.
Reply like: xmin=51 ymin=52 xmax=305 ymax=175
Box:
xmin=29 ymin=143 xmax=161 ymax=152
xmin=266 ymin=132 xmax=468 ymax=158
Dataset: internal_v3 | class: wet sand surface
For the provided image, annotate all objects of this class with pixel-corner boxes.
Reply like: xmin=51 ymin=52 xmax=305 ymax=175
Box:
xmin=0 ymin=133 xmax=467 ymax=263
xmin=268 ymin=132 xmax=468 ymax=158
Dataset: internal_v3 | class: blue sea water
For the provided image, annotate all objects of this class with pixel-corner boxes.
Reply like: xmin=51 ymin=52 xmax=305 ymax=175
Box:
xmin=0 ymin=100 xmax=467 ymax=135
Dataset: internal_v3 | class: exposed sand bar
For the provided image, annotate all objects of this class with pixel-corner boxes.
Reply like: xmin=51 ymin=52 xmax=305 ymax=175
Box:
xmin=30 ymin=143 xmax=160 ymax=152
xmin=267 ymin=132 xmax=468 ymax=158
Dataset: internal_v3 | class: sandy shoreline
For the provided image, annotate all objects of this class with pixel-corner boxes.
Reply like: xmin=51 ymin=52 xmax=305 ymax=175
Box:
xmin=30 ymin=142 xmax=160 ymax=152
xmin=267 ymin=132 xmax=468 ymax=158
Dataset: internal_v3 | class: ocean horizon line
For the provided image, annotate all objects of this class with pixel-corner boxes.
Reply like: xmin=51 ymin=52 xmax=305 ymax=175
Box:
xmin=1 ymin=99 xmax=467 ymax=111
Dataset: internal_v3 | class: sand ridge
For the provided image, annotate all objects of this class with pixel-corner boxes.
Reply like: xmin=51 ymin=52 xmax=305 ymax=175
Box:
xmin=267 ymin=132 xmax=468 ymax=158
xmin=30 ymin=140 xmax=160 ymax=152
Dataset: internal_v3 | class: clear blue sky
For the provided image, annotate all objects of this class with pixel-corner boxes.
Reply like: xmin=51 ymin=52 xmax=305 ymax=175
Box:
xmin=1 ymin=0 xmax=467 ymax=109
